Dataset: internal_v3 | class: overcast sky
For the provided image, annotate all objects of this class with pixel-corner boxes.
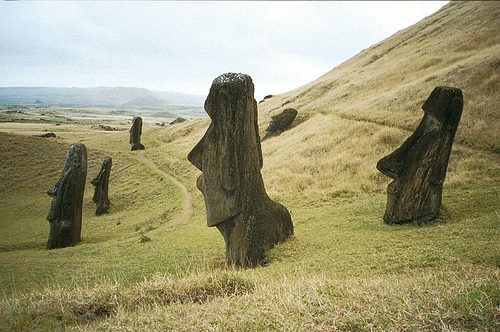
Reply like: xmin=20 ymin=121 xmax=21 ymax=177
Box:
xmin=1 ymin=1 xmax=447 ymax=100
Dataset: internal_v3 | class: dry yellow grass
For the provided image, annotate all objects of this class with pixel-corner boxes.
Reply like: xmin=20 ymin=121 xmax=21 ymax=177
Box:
xmin=258 ymin=1 xmax=500 ymax=151
xmin=138 ymin=1 xmax=500 ymax=205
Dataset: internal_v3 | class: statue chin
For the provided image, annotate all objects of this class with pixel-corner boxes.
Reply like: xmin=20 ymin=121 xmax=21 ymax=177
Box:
xmin=197 ymin=174 xmax=242 ymax=227
xmin=206 ymin=210 xmax=241 ymax=228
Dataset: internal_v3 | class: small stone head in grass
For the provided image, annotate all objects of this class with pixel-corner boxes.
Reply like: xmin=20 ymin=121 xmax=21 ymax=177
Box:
xmin=377 ymin=86 xmax=463 ymax=224
xmin=188 ymin=73 xmax=293 ymax=267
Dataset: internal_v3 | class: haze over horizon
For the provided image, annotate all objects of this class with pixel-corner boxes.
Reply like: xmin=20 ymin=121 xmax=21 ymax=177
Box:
xmin=1 ymin=1 xmax=447 ymax=100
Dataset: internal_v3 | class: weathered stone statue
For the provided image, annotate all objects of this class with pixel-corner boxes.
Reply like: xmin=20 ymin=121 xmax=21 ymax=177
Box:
xmin=46 ymin=143 xmax=87 ymax=249
xmin=188 ymin=73 xmax=294 ymax=267
xmin=170 ymin=117 xmax=186 ymax=125
xmin=91 ymin=156 xmax=112 ymax=215
xmin=263 ymin=108 xmax=298 ymax=140
xmin=376 ymin=86 xmax=463 ymax=224
xmin=129 ymin=116 xmax=145 ymax=150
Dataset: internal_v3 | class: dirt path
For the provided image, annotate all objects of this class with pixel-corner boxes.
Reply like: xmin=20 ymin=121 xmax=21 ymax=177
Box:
xmin=135 ymin=151 xmax=193 ymax=227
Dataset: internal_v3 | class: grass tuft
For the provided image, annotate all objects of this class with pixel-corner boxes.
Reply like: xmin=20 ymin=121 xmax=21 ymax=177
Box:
xmin=0 ymin=271 xmax=254 ymax=330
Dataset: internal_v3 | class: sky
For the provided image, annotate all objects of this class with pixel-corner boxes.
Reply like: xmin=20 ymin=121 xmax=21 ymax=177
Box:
xmin=0 ymin=1 xmax=447 ymax=100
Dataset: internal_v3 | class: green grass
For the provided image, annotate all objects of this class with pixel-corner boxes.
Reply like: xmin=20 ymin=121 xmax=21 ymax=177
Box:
xmin=1 ymin=122 xmax=499 ymax=330
xmin=0 ymin=130 xmax=188 ymax=297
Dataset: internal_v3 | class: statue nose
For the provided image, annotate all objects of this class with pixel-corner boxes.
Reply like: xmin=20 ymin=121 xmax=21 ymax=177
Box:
xmin=187 ymin=138 xmax=205 ymax=170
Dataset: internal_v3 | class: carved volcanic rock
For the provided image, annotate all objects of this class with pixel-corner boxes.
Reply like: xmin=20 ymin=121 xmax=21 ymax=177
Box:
xmin=46 ymin=143 xmax=87 ymax=249
xmin=263 ymin=108 xmax=298 ymax=140
xmin=91 ymin=156 xmax=112 ymax=215
xmin=129 ymin=116 xmax=145 ymax=150
xmin=377 ymin=86 xmax=463 ymax=224
xmin=188 ymin=73 xmax=294 ymax=267
xmin=170 ymin=117 xmax=186 ymax=125
xmin=258 ymin=94 xmax=273 ymax=104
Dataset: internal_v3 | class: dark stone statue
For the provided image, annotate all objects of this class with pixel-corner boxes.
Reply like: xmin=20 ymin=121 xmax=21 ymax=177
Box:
xmin=376 ymin=86 xmax=463 ymax=224
xmin=129 ymin=116 xmax=145 ymax=150
xmin=91 ymin=156 xmax=112 ymax=215
xmin=258 ymin=94 xmax=273 ymax=104
xmin=170 ymin=117 xmax=186 ymax=125
xmin=188 ymin=73 xmax=294 ymax=267
xmin=263 ymin=108 xmax=298 ymax=140
xmin=46 ymin=143 xmax=87 ymax=249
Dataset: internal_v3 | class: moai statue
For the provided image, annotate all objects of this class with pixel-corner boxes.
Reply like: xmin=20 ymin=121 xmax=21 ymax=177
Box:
xmin=91 ymin=156 xmax=112 ymax=215
xmin=46 ymin=143 xmax=87 ymax=249
xmin=376 ymin=86 xmax=463 ymax=224
xmin=263 ymin=108 xmax=298 ymax=140
xmin=188 ymin=73 xmax=294 ymax=267
xmin=129 ymin=116 xmax=145 ymax=150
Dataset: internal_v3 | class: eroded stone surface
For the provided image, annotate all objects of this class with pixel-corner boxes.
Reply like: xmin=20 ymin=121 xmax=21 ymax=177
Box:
xmin=258 ymin=94 xmax=273 ymax=104
xmin=91 ymin=156 xmax=112 ymax=215
xmin=188 ymin=73 xmax=294 ymax=266
xmin=129 ymin=116 xmax=145 ymax=150
xmin=263 ymin=108 xmax=298 ymax=140
xmin=46 ymin=143 xmax=87 ymax=249
xmin=377 ymin=86 xmax=463 ymax=224
xmin=170 ymin=117 xmax=186 ymax=125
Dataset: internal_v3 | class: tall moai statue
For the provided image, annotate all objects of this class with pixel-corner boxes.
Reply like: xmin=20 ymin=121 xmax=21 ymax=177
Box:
xmin=91 ymin=156 xmax=112 ymax=215
xmin=188 ymin=73 xmax=294 ymax=267
xmin=376 ymin=86 xmax=463 ymax=224
xmin=46 ymin=143 xmax=87 ymax=249
xmin=129 ymin=116 xmax=145 ymax=150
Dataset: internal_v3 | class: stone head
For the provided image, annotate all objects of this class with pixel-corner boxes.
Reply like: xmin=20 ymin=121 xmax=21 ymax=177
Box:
xmin=377 ymin=86 xmax=463 ymax=224
xmin=129 ymin=116 xmax=142 ymax=142
xmin=422 ymin=86 xmax=463 ymax=129
xmin=188 ymin=73 xmax=264 ymax=227
xmin=47 ymin=143 xmax=87 ymax=222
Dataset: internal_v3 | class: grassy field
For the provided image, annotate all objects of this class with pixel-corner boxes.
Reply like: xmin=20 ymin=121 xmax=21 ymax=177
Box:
xmin=0 ymin=121 xmax=498 ymax=331
xmin=1 ymin=1 xmax=499 ymax=331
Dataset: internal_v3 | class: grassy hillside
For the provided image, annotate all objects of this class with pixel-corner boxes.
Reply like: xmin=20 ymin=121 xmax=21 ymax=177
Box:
xmin=258 ymin=1 xmax=500 ymax=152
xmin=1 ymin=1 xmax=499 ymax=331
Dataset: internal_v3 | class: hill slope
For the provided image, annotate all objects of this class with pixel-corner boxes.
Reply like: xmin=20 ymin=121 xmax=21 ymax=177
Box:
xmin=258 ymin=1 xmax=500 ymax=152
xmin=242 ymin=0 xmax=500 ymax=203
